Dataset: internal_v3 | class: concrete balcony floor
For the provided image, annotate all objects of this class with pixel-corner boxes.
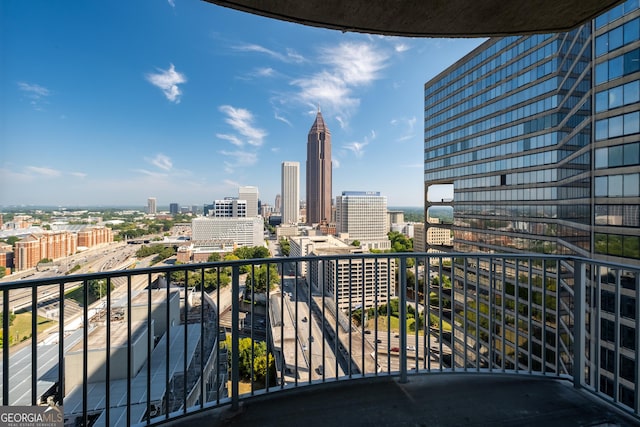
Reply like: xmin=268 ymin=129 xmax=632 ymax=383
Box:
xmin=174 ymin=374 xmax=638 ymax=427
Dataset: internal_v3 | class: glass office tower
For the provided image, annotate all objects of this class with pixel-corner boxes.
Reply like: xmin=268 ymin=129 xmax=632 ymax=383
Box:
xmin=424 ymin=0 xmax=639 ymax=410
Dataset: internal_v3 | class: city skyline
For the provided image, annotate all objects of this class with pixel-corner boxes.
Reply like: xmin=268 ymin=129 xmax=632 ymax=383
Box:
xmin=0 ymin=1 xmax=484 ymax=208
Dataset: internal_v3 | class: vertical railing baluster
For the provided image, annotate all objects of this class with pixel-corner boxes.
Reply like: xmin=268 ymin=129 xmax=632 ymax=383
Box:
xmin=438 ymin=257 xmax=444 ymax=372
xmin=634 ymin=270 xmax=640 ymax=415
xmin=31 ymin=284 xmax=37 ymax=405
xmin=515 ymin=261 xmax=520 ymax=373
xmin=279 ymin=269 xmax=285 ymax=389
xmin=294 ymin=261 xmax=299 ymax=385
xmin=573 ymin=259 xmax=585 ymax=389
xmin=82 ymin=279 xmax=88 ymax=427
xmin=165 ymin=271 xmax=171 ymax=420
xmin=265 ymin=262 xmax=271 ymax=392
xmin=183 ymin=271 xmax=189 ymax=412
xmin=250 ymin=264 xmax=256 ymax=392
xmin=361 ymin=257 xmax=365 ymax=378
xmin=527 ymin=259 xmax=533 ymax=374
xmin=146 ymin=274 xmax=152 ymax=424
xmin=58 ymin=281 xmax=65 ymax=405
xmin=106 ymin=277 xmax=112 ymax=427
xmin=475 ymin=256 xmax=480 ymax=372
xmin=216 ymin=267 xmax=221 ymax=403
xmin=555 ymin=259 xmax=561 ymax=376
xmin=231 ymin=265 xmax=240 ymax=410
xmin=488 ymin=257 xmax=494 ymax=373
xmin=348 ymin=258 xmax=352 ymax=379
xmin=127 ymin=275 xmax=132 ymax=427
xmin=200 ymin=267 xmax=204 ymax=409
xmin=463 ymin=256 xmax=468 ymax=372
xmin=500 ymin=258 xmax=506 ymax=372
xmin=373 ymin=257 xmax=379 ymax=375
xmin=399 ymin=257 xmax=407 ymax=384
xmin=542 ymin=259 xmax=547 ymax=375
xmin=614 ymin=268 xmax=621 ymax=403
xmin=3 ymin=290 xmax=9 ymax=405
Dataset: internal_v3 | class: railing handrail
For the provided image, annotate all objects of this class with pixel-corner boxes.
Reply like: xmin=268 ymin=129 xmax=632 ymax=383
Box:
xmin=1 ymin=251 xmax=638 ymax=424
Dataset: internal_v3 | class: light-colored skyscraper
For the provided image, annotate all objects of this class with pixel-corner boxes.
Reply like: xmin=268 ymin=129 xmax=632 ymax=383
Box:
xmin=239 ymin=186 xmax=259 ymax=217
xmin=281 ymin=161 xmax=300 ymax=224
xmin=274 ymin=194 xmax=281 ymax=213
xmin=147 ymin=197 xmax=157 ymax=215
xmin=336 ymin=191 xmax=390 ymax=250
xmin=306 ymin=109 xmax=332 ymax=225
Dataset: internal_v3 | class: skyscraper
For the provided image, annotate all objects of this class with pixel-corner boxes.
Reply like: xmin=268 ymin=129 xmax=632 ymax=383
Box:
xmin=239 ymin=186 xmax=259 ymax=217
xmin=306 ymin=109 xmax=332 ymax=225
xmin=147 ymin=197 xmax=157 ymax=215
xmin=336 ymin=191 xmax=390 ymax=250
xmin=281 ymin=161 xmax=300 ymax=224
xmin=423 ymin=2 xmax=640 ymax=409
xmin=169 ymin=203 xmax=179 ymax=215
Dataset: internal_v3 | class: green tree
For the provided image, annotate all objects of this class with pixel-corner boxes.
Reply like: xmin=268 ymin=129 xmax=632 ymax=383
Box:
xmin=88 ymin=279 xmax=112 ymax=300
xmin=207 ymin=253 xmax=221 ymax=262
xmin=245 ymin=264 xmax=279 ymax=294
xmin=279 ymin=239 xmax=290 ymax=256
xmin=0 ymin=266 xmax=5 ymax=278
xmin=351 ymin=240 xmax=361 ymax=247
xmin=225 ymin=336 xmax=276 ymax=385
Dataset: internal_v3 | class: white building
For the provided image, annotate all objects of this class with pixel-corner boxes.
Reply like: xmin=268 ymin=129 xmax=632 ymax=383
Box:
xmin=336 ymin=191 xmax=390 ymax=250
xmin=307 ymin=246 xmax=396 ymax=311
xmin=191 ymin=217 xmax=263 ymax=247
xmin=147 ymin=197 xmax=157 ymax=215
xmin=213 ymin=198 xmax=247 ymax=217
xmin=239 ymin=186 xmax=259 ymax=217
xmin=288 ymin=234 xmax=349 ymax=276
xmin=281 ymin=161 xmax=300 ymax=225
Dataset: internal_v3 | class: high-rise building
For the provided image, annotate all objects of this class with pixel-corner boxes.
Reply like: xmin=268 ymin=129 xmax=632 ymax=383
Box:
xmin=281 ymin=161 xmax=300 ymax=224
xmin=239 ymin=186 xmax=259 ymax=217
xmin=424 ymin=2 xmax=640 ymax=408
xmin=169 ymin=203 xmax=179 ymax=215
xmin=336 ymin=191 xmax=390 ymax=250
xmin=274 ymin=194 xmax=281 ymax=213
xmin=147 ymin=197 xmax=157 ymax=215
xmin=213 ymin=198 xmax=247 ymax=217
xmin=14 ymin=231 xmax=78 ymax=271
xmin=306 ymin=109 xmax=332 ymax=225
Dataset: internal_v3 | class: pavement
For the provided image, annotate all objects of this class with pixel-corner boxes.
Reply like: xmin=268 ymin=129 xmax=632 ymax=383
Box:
xmin=166 ymin=373 xmax=640 ymax=427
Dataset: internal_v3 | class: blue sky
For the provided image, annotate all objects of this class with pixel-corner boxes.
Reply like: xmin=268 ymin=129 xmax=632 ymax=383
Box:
xmin=0 ymin=1 xmax=484 ymax=209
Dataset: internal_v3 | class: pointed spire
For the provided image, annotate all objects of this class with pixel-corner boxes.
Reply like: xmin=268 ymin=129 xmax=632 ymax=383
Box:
xmin=309 ymin=106 xmax=329 ymax=135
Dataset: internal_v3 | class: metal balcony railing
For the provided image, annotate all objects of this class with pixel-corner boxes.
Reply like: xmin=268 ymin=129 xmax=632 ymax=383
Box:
xmin=1 ymin=253 xmax=639 ymax=425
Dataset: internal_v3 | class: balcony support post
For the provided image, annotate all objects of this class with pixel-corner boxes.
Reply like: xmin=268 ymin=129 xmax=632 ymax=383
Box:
xmin=231 ymin=264 xmax=240 ymax=410
xmin=399 ymin=257 xmax=408 ymax=384
xmin=573 ymin=259 xmax=586 ymax=389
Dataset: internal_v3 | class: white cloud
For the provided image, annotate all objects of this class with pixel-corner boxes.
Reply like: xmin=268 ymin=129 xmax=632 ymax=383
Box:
xmin=147 ymin=153 xmax=173 ymax=171
xmin=344 ymin=141 xmax=369 ymax=158
xmin=255 ymin=67 xmax=275 ymax=77
xmin=167 ymin=0 xmax=175 ymax=7
xmin=274 ymin=112 xmax=292 ymax=127
xmin=218 ymin=105 xmax=267 ymax=147
xmin=319 ymin=42 xmax=388 ymax=87
xmin=132 ymin=168 xmax=169 ymax=178
xmin=219 ymin=150 xmax=258 ymax=174
xmin=391 ymin=116 xmax=417 ymax=143
xmin=70 ymin=172 xmax=87 ymax=178
xmin=18 ymin=82 xmax=50 ymax=98
xmin=395 ymin=43 xmax=410 ymax=53
xmin=291 ymin=41 xmax=389 ymax=121
xmin=232 ymin=43 xmax=305 ymax=64
xmin=145 ymin=63 xmax=187 ymax=103
xmin=25 ymin=166 xmax=61 ymax=177
xmin=18 ymin=82 xmax=51 ymax=109
xmin=216 ymin=133 xmax=244 ymax=147
xmin=332 ymin=158 xmax=341 ymax=169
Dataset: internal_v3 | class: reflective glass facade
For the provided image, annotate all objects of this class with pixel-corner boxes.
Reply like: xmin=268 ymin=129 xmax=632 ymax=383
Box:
xmin=425 ymin=1 xmax=640 ymax=264
xmin=425 ymin=1 xmax=640 ymax=410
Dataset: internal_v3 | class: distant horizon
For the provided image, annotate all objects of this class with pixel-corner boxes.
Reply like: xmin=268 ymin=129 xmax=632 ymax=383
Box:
xmin=0 ymin=204 xmax=423 ymax=212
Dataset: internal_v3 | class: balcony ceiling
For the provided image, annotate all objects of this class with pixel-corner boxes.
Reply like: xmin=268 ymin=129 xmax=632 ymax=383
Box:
xmin=203 ymin=0 xmax=623 ymax=37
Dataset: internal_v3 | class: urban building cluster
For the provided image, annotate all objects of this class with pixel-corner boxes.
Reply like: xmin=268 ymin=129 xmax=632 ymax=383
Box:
xmin=0 ymin=213 xmax=114 ymax=273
